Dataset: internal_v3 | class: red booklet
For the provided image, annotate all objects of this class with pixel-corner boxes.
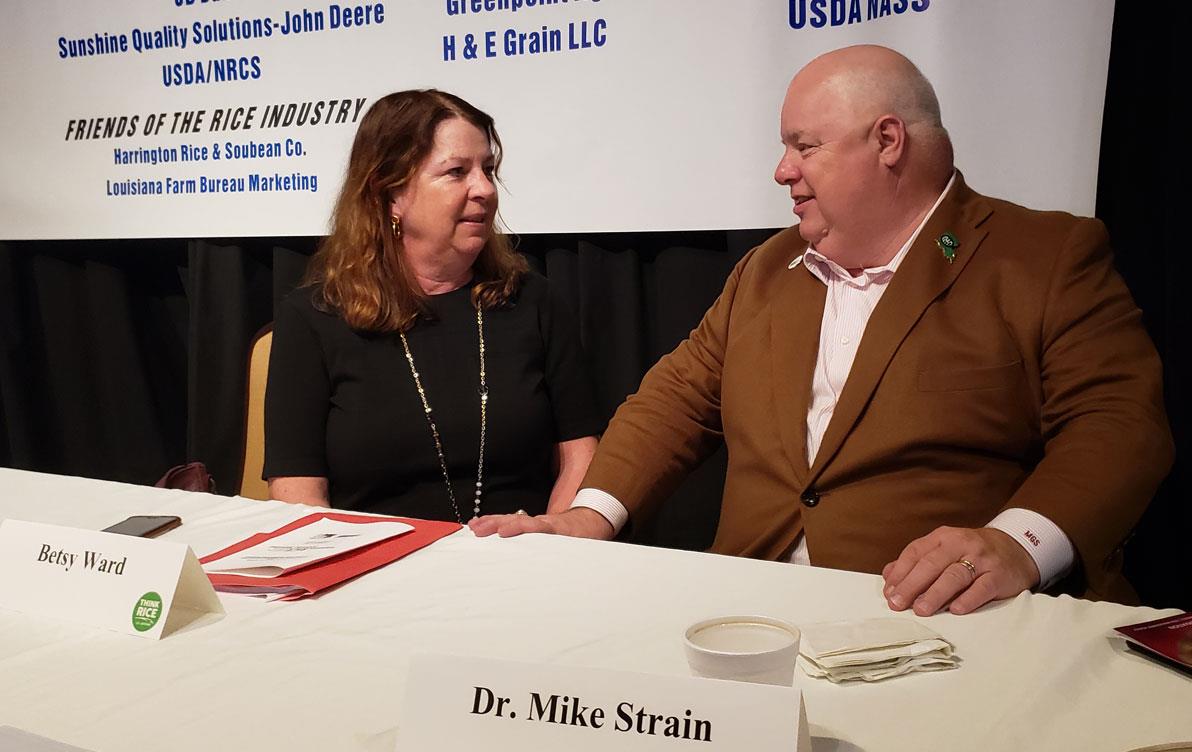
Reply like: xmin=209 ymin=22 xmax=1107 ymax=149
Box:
xmin=1114 ymin=612 xmax=1192 ymax=677
xmin=200 ymin=512 xmax=460 ymax=600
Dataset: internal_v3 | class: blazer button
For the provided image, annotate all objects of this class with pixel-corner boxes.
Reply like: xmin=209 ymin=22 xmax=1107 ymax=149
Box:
xmin=800 ymin=488 xmax=820 ymax=507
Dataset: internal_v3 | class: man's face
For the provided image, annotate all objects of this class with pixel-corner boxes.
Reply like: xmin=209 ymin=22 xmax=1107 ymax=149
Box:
xmin=774 ymin=76 xmax=879 ymax=262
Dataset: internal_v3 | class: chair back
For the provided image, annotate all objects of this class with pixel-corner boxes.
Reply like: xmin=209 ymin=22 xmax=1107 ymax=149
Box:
xmin=239 ymin=325 xmax=273 ymax=500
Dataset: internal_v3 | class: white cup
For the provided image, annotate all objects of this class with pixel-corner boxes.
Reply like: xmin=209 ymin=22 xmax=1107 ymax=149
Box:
xmin=683 ymin=615 xmax=801 ymax=686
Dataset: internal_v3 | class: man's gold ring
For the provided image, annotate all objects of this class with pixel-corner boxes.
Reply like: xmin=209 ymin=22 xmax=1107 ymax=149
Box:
xmin=515 ymin=509 xmax=528 ymax=516
xmin=958 ymin=559 xmax=978 ymax=579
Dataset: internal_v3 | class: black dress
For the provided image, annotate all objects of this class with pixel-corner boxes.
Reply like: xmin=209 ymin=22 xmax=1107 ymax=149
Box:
xmin=263 ymin=272 xmax=603 ymax=521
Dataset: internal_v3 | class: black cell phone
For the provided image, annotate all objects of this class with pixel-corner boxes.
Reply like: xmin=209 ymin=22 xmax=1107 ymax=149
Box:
xmin=102 ymin=515 xmax=182 ymax=538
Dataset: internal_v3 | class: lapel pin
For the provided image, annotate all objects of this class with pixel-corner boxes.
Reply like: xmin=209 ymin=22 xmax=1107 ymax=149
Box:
xmin=936 ymin=232 xmax=959 ymax=263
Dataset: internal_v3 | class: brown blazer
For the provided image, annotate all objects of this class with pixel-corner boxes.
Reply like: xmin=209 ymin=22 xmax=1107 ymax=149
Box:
xmin=583 ymin=177 xmax=1173 ymax=601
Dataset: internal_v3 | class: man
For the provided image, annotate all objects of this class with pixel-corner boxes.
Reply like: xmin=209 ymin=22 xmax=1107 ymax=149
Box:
xmin=471 ymin=45 xmax=1173 ymax=615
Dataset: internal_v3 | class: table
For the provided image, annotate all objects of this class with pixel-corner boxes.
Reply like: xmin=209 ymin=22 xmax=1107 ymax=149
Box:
xmin=1 ymin=468 xmax=1189 ymax=751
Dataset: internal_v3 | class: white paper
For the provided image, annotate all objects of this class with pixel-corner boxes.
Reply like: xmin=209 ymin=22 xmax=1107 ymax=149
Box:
xmin=799 ymin=618 xmax=946 ymax=657
xmin=212 ymin=583 xmax=309 ymax=602
xmin=797 ymin=617 xmax=959 ymax=683
xmin=799 ymin=654 xmax=959 ymax=683
xmin=811 ymin=639 xmax=954 ymax=669
xmin=202 ymin=518 xmax=412 ymax=577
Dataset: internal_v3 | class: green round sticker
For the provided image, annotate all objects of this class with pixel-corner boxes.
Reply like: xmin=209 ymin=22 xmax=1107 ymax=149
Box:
xmin=132 ymin=591 xmax=163 ymax=632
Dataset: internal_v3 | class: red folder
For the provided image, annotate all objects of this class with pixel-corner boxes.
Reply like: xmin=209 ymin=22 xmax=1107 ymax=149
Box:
xmin=1114 ymin=612 xmax=1192 ymax=677
xmin=200 ymin=512 xmax=461 ymax=600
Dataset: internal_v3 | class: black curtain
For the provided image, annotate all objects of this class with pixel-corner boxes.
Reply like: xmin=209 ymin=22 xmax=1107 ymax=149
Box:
xmin=1096 ymin=4 xmax=1190 ymax=609
xmin=1 ymin=4 xmax=1187 ymax=608
xmin=0 ymin=240 xmax=189 ymax=481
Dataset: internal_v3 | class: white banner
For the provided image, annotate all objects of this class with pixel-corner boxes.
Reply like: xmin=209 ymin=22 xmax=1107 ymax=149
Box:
xmin=0 ymin=1 xmax=1114 ymax=240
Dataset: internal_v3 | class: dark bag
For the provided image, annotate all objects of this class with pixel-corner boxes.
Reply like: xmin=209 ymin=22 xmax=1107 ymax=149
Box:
xmin=154 ymin=462 xmax=216 ymax=493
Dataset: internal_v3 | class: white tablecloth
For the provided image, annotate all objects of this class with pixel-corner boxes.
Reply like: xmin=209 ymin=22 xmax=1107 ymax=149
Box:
xmin=1 ymin=468 xmax=1188 ymax=751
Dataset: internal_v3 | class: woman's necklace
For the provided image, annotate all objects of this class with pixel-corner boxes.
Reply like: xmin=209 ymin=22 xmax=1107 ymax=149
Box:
xmin=398 ymin=305 xmax=487 ymax=524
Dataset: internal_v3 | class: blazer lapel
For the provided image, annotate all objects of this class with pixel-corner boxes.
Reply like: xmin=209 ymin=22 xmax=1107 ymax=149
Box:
xmin=807 ymin=177 xmax=995 ymax=482
xmin=770 ymin=255 xmax=826 ymax=486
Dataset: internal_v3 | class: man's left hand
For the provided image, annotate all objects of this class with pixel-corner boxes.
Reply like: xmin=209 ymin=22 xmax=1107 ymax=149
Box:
xmin=881 ymin=527 xmax=1040 ymax=616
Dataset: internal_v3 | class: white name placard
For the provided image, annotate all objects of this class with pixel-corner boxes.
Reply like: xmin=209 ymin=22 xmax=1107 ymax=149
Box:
xmin=398 ymin=654 xmax=811 ymax=751
xmin=0 ymin=519 xmax=223 ymax=640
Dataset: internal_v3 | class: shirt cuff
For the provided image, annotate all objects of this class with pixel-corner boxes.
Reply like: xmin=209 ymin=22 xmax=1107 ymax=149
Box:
xmin=986 ymin=508 xmax=1075 ymax=590
xmin=571 ymin=487 xmax=629 ymax=535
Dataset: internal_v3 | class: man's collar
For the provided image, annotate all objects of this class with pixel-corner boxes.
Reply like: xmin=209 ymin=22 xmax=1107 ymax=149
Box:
xmin=789 ymin=171 xmax=958 ymax=285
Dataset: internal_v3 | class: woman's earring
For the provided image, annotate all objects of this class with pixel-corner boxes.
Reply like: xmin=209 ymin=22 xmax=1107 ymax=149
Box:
xmin=391 ymin=216 xmax=402 ymax=239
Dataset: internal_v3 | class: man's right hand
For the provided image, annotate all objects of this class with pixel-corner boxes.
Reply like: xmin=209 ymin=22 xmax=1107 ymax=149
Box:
xmin=468 ymin=507 xmax=614 ymax=541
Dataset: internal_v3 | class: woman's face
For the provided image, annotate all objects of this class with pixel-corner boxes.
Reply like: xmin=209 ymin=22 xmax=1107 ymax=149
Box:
xmin=390 ymin=118 xmax=497 ymax=263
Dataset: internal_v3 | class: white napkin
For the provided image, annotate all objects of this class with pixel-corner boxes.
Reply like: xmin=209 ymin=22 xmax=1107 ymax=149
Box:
xmin=798 ymin=618 xmax=959 ymax=683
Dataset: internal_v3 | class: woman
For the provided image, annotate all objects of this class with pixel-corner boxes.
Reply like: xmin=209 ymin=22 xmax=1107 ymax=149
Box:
xmin=263 ymin=90 xmax=602 ymax=523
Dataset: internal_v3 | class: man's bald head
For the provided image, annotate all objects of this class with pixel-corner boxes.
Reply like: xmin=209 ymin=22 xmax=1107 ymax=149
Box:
xmin=775 ymin=45 xmax=954 ymax=267
xmin=789 ymin=45 xmax=952 ymax=171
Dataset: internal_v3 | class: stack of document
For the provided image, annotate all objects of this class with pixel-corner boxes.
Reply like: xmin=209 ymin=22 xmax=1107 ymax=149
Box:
xmin=200 ymin=512 xmax=460 ymax=600
xmin=797 ymin=618 xmax=959 ymax=683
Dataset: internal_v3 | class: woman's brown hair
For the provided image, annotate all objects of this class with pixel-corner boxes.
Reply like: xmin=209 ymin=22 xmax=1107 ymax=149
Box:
xmin=304 ymin=89 xmax=526 ymax=332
